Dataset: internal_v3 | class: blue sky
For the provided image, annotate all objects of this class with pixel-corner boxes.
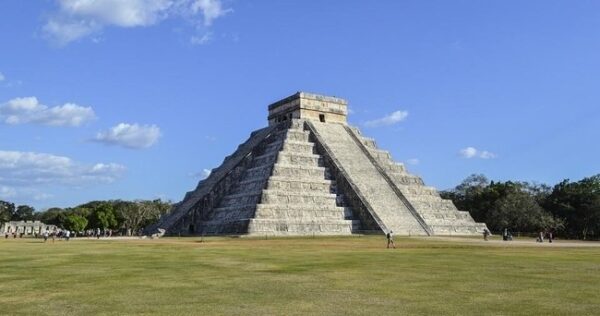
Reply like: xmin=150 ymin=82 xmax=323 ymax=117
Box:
xmin=1 ymin=0 xmax=599 ymax=209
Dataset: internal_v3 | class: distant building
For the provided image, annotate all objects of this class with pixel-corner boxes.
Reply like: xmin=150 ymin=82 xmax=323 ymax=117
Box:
xmin=1 ymin=221 xmax=57 ymax=236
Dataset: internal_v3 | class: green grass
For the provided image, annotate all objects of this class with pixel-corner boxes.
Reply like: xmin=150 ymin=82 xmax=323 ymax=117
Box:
xmin=0 ymin=236 xmax=599 ymax=315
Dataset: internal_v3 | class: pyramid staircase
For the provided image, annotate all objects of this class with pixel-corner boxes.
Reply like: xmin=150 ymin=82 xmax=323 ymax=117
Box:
xmin=345 ymin=126 xmax=487 ymax=235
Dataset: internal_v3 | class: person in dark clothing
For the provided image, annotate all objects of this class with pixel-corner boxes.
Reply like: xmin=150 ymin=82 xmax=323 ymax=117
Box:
xmin=483 ymin=228 xmax=491 ymax=241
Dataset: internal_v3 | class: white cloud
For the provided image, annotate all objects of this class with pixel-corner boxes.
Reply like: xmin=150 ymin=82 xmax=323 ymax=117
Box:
xmin=459 ymin=147 xmax=497 ymax=159
xmin=406 ymin=158 xmax=420 ymax=165
xmin=94 ymin=123 xmax=161 ymax=149
xmin=0 ymin=150 xmax=125 ymax=186
xmin=44 ymin=0 xmax=232 ymax=45
xmin=43 ymin=19 xmax=99 ymax=45
xmin=191 ymin=32 xmax=212 ymax=45
xmin=190 ymin=168 xmax=212 ymax=179
xmin=459 ymin=147 xmax=478 ymax=159
xmin=57 ymin=0 xmax=172 ymax=27
xmin=0 ymin=96 xmax=96 ymax=127
xmin=189 ymin=168 xmax=211 ymax=179
xmin=0 ymin=72 xmax=5 ymax=81
xmin=364 ymin=110 xmax=409 ymax=127
xmin=191 ymin=0 xmax=232 ymax=26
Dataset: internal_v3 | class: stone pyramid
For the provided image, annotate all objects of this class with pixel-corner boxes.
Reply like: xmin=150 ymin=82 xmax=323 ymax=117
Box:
xmin=149 ymin=92 xmax=487 ymax=236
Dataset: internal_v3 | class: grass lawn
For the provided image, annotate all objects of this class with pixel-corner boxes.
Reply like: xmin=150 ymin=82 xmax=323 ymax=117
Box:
xmin=0 ymin=236 xmax=599 ymax=315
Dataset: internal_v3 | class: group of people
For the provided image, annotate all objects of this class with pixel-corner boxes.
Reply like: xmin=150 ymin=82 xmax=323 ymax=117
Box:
xmin=3 ymin=227 xmax=121 ymax=242
xmin=4 ymin=231 xmax=25 ymax=239
xmin=537 ymin=231 xmax=554 ymax=243
xmin=82 ymin=228 xmax=114 ymax=239
xmin=482 ymin=228 xmax=554 ymax=243
xmin=41 ymin=229 xmax=71 ymax=242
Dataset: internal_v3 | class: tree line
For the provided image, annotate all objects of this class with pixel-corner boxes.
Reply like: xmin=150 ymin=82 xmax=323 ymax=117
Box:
xmin=2 ymin=173 xmax=598 ymax=240
xmin=0 ymin=199 xmax=172 ymax=235
xmin=441 ymin=174 xmax=600 ymax=240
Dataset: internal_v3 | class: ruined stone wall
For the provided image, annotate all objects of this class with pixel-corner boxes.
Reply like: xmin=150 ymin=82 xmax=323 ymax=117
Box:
xmin=1 ymin=221 xmax=57 ymax=235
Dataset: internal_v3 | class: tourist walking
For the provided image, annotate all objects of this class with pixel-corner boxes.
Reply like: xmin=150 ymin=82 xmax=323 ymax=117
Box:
xmin=503 ymin=228 xmax=513 ymax=241
xmin=483 ymin=228 xmax=491 ymax=241
xmin=386 ymin=230 xmax=396 ymax=249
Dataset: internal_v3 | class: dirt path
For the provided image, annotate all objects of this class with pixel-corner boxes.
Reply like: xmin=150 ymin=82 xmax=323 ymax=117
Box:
xmin=418 ymin=236 xmax=600 ymax=248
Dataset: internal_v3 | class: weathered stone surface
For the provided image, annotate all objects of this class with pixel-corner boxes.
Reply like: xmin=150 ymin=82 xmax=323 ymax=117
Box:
xmin=150 ymin=92 xmax=487 ymax=236
xmin=1 ymin=221 xmax=57 ymax=235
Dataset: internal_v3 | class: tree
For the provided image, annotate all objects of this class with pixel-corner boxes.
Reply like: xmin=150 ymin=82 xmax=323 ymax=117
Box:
xmin=487 ymin=190 xmax=561 ymax=232
xmin=545 ymin=175 xmax=600 ymax=239
xmin=90 ymin=203 xmax=117 ymax=229
xmin=13 ymin=205 xmax=35 ymax=221
xmin=115 ymin=199 xmax=172 ymax=234
xmin=441 ymin=174 xmax=494 ymax=223
xmin=442 ymin=174 xmax=559 ymax=234
xmin=63 ymin=215 xmax=88 ymax=232
xmin=0 ymin=200 xmax=15 ymax=223
xmin=37 ymin=207 xmax=67 ymax=226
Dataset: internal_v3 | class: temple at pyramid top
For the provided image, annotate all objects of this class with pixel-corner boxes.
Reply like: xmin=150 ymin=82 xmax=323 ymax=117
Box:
xmin=268 ymin=92 xmax=348 ymax=125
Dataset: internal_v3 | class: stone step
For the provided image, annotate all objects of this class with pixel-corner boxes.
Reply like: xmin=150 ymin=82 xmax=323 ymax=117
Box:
xmin=219 ymin=191 xmax=263 ymax=207
xmin=420 ymin=212 xmax=466 ymax=221
xmin=266 ymin=177 xmax=334 ymax=193
xmin=281 ymin=140 xmax=316 ymax=154
xmin=209 ymin=204 xmax=257 ymax=221
xmin=243 ymin=164 xmax=274 ymax=179
xmin=261 ymin=189 xmax=338 ymax=206
xmin=389 ymin=173 xmax=425 ymax=185
xmin=276 ymin=152 xmax=323 ymax=167
xmin=252 ymin=152 xmax=278 ymax=167
xmin=264 ymin=140 xmax=284 ymax=153
xmin=430 ymin=225 xmax=484 ymax=235
xmin=400 ymin=195 xmax=447 ymax=203
xmin=410 ymin=200 xmax=457 ymax=211
xmin=361 ymin=137 xmax=377 ymax=149
xmin=254 ymin=207 xmax=348 ymax=220
xmin=397 ymin=185 xmax=439 ymax=196
xmin=379 ymin=161 xmax=406 ymax=173
xmin=230 ymin=178 xmax=268 ymax=194
xmin=271 ymin=164 xmax=329 ymax=179
xmin=255 ymin=203 xmax=347 ymax=212
xmin=247 ymin=218 xmax=356 ymax=235
xmin=283 ymin=129 xmax=311 ymax=142
xmin=368 ymin=148 xmax=393 ymax=161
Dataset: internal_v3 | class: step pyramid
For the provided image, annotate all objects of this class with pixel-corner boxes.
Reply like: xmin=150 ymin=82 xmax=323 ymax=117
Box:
xmin=148 ymin=92 xmax=487 ymax=236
